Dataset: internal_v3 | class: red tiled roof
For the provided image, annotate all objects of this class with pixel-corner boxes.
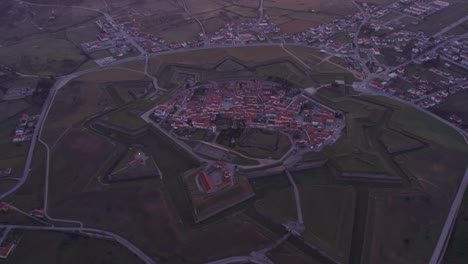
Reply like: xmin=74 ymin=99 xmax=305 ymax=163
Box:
xmin=199 ymin=172 xmax=214 ymax=191
xmin=128 ymin=158 xmax=143 ymax=167
xmin=0 ymin=243 xmax=15 ymax=258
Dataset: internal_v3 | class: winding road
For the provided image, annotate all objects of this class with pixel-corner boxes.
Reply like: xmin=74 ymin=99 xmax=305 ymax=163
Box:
xmin=2 ymin=1 xmax=468 ymax=264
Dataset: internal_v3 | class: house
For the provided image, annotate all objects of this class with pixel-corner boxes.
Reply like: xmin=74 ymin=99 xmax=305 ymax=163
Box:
xmin=30 ymin=209 xmax=45 ymax=218
xmin=98 ymin=33 xmax=110 ymax=42
xmin=0 ymin=243 xmax=16 ymax=259
xmin=0 ymin=202 xmax=10 ymax=212
xmin=198 ymin=172 xmax=214 ymax=192
xmin=128 ymin=158 xmax=143 ymax=167
xmin=12 ymin=134 xmax=23 ymax=143
xmin=0 ymin=168 xmax=12 ymax=178
xmin=19 ymin=114 xmax=29 ymax=126
xmin=449 ymin=114 xmax=463 ymax=124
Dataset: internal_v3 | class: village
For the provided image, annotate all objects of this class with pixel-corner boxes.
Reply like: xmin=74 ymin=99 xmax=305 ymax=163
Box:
xmin=150 ymin=80 xmax=343 ymax=152
xmin=11 ymin=114 xmax=38 ymax=143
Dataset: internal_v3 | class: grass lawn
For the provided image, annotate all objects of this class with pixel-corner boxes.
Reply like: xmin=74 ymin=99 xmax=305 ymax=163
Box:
xmin=0 ymin=103 xmax=41 ymax=179
xmin=264 ymin=0 xmax=321 ymax=11
xmin=333 ymin=153 xmax=387 ymax=174
xmin=408 ymin=3 xmax=468 ymax=35
xmin=0 ymin=32 xmax=86 ymax=76
xmin=4 ymin=144 xmax=46 ymax=212
xmin=431 ymin=89 xmax=468 ymax=122
xmin=378 ymin=12 xmax=402 ymax=22
xmin=76 ymin=60 xmax=98 ymax=72
xmin=370 ymin=96 xmax=467 ymax=151
xmin=379 ymin=129 xmax=424 ymax=153
xmin=225 ymin=5 xmax=258 ymax=17
xmin=255 ymin=186 xmax=297 ymax=223
xmin=202 ymin=16 xmax=225 ymax=34
xmin=255 ymin=61 xmax=315 ymax=87
xmin=157 ymin=21 xmax=201 ymax=43
xmin=235 ymin=132 xmax=291 ymax=160
xmin=101 ymin=100 xmax=152 ymax=130
xmin=0 ymin=100 xmax=31 ymax=122
xmin=89 ymin=49 xmax=113 ymax=60
xmin=258 ymin=181 xmax=356 ymax=263
xmin=443 ymin=189 xmax=468 ymax=264
xmin=331 ymin=32 xmax=353 ymax=43
xmin=116 ymin=59 xmax=145 ymax=72
xmin=299 ymin=185 xmax=356 ymax=263
xmin=9 ymin=230 xmax=143 ymax=264
xmin=65 ymin=19 xmax=102 ymax=45
xmin=287 ymin=12 xmax=341 ymax=24
xmin=445 ymin=20 xmax=468 ymax=36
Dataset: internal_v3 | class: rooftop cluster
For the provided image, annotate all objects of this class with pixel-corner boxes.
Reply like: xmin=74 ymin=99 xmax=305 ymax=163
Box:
xmin=151 ymin=80 xmax=342 ymax=150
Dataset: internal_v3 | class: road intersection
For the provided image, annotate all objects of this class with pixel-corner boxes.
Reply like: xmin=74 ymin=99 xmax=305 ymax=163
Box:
xmin=2 ymin=1 xmax=467 ymax=263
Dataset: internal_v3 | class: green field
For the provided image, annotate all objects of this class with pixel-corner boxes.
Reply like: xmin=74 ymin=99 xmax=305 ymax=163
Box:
xmin=378 ymin=12 xmax=402 ymax=22
xmin=408 ymin=3 xmax=468 ymax=35
xmin=255 ymin=186 xmax=297 ymax=223
xmin=4 ymin=144 xmax=46 ymax=212
xmin=234 ymin=131 xmax=292 ymax=160
xmin=0 ymin=102 xmax=41 ymax=180
xmin=100 ymin=100 xmax=151 ymax=130
xmin=444 ymin=189 xmax=468 ymax=264
xmin=371 ymin=96 xmax=467 ymax=150
xmin=287 ymin=12 xmax=340 ymax=23
xmin=334 ymin=153 xmax=388 ymax=174
xmin=445 ymin=20 xmax=468 ymax=36
xmin=225 ymin=5 xmax=258 ymax=17
xmin=0 ymin=2 xmax=100 ymax=41
xmin=65 ymin=20 xmax=102 ymax=45
xmin=105 ymin=80 xmax=151 ymax=104
xmin=9 ymin=231 xmax=142 ymax=264
xmin=256 ymin=183 xmax=356 ymax=262
xmin=0 ymin=33 xmax=86 ymax=76
xmin=0 ymin=99 xmax=31 ymax=122
xmin=202 ymin=16 xmax=225 ymax=34
xmin=379 ymin=129 xmax=424 ymax=153
xmin=255 ymin=61 xmax=315 ymax=87
xmin=155 ymin=21 xmax=201 ymax=43
xmin=432 ymin=89 xmax=468 ymax=122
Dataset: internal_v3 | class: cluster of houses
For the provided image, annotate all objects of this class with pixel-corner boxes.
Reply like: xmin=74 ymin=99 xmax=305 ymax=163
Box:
xmin=112 ymin=12 xmax=205 ymax=53
xmin=76 ymin=0 xmax=453 ymax=75
xmin=0 ymin=203 xmax=20 ymax=259
xmin=208 ymin=18 xmax=272 ymax=46
xmin=291 ymin=2 xmax=394 ymax=45
xmin=11 ymin=114 xmax=37 ymax=143
xmin=0 ymin=168 xmax=12 ymax=178
xmin=369 ymin=61 xmax=467 ymax=108
xmin=402 ymin=0 xmax=449 ymax=17
xmin=152 ymin=80 xmax=341 ymax=150
xmin=438 ymin=38 xmax=468 ymax=68
xmin=358 ymin=30 xmax=432 ymax=54
xmin=81 ymin=18 xmax=134 ymax=63
xmin=197 ymin=162 xmax=233 ymax=194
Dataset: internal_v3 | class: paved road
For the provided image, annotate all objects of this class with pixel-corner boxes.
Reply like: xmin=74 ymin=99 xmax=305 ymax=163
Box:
xmin=430 ymin=167 xmax=468 ymax=264
xmin=285 ymin=169 xmax=303 ymax=224
xmin=434 ymin=15 xmax=468 ymax=37
xmin=0 ymin=67 xmax=156 ymax=263
xmin=256 ymin=0 xmax=264 ymax=25
xmin=0 ymin=77 xmax=69 ymax=200
xmin=36 ymin=76 xmax=85 ymax=228
xmin=207 ymin=233 xmax=291 ymax=264
xmin=0 ymin=227 xmax=11 ymax=245
xmin=206 ymin=256 xmax=268 ymax=264
xmin=0 ymin=224 xmax=156 ymax=264
xmin=7 ymin=2 xmax=468 ymax=263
